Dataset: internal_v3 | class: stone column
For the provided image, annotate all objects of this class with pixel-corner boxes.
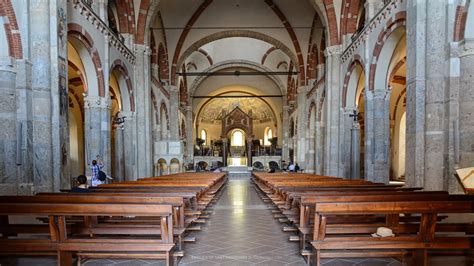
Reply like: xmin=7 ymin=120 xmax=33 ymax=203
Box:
xmin=315 ymin=88 xmax=324 ymax=174
xmin=282 ymin=105 xmax=290 ymax=163
xmin=405 ymin=0 xmax=426 ymax=188
xmin=0 ymin=59 xmax=18 ymax=195
xmin=247 ymin=137 xmax=252 ymax=167
xmin=350 ymin=118 xmax=361 ymax=180
xmin=83 ymin=95 xmax=110 ymax=175
xmin=222 ymin=138 xmax=228 ymax=167
xmin=185 ymin=106 xmax=194 ymax=161
xmin=121 ymin=110 xmax=136 ymax=181
xmin=134 ymin=45 xmax=152 ymax=178
xmin=422 ymin=0 xmax=448 ymax=191
xmin=114 ymin=123 xmax=125 ymax=182
xmin=459 ymin=40 xmax=474 ymax=171
xmin=324 ymin=45 xmax=342 ymax=177
xmin=167 ymin=86 xmax=180 ymax=140
xmin=30 ymin=0 xmax=54 ymax=192
xmin=306 ymin=129 xmax=316 ymax=174
xmin=296 ymin=86 xmax=308 ymax=167
xmin=366 ymin=89 xmax=391 ymax=184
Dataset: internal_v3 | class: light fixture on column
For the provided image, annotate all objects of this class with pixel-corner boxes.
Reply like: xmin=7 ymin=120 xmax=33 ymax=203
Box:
xmin=113 ymin=116 xmax=126 ymax=130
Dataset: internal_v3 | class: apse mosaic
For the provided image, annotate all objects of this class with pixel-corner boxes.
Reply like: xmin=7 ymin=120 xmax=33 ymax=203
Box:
xmin=199 ymin=97 xmax=275 ymax=123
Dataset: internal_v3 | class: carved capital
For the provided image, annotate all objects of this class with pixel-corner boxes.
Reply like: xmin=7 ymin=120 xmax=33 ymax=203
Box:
xmin=324 ymin=45 xmax=342 ymax=57
xmin=84 ymin=95 xmax=110 ymax=109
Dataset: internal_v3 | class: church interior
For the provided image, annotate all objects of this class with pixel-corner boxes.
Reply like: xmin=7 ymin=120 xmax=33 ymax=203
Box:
xmin=0 ymin=0 xmax=474 ymax=265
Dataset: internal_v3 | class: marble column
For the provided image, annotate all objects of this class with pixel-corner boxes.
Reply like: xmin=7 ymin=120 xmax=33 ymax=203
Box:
xmin=324 ymin=45 xmax=342 ymax=177
xmin=0 ymin=59 xmax=18 ymax=195
xmin=282 ymin=105 xmax=290 ymax=163
xmin=134 ymin=45 xmax=152 ymax=178
xmin=296 ymin=86 xmax=308 ymax=167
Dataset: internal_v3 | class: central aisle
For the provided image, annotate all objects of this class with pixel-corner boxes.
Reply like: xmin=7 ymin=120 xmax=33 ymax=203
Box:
xmin=180 ymin=178 xmax=306 ymax=265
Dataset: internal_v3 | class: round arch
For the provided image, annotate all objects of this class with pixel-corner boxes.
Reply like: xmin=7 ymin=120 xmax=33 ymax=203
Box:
xmin=68 ymin=23 xmax=105 ymax=97
xmin=174 ymin=31 xmax=300 ymax=85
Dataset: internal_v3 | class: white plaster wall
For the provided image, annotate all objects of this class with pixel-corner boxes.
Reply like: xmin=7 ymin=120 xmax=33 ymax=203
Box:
xmin=0 ymin=19 xmax=8 ymax=58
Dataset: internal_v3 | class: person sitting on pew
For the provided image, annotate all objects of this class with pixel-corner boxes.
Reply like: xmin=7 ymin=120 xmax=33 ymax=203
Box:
xmin=71 ymin=175 xmax=89 ymax=193
xmin=268 ymin=167 xmax=276 ymax=173
xmin=295 ymin=163 xmax=300 ymax=172
xmin=288 ymin=162 xmax=295 ymax=172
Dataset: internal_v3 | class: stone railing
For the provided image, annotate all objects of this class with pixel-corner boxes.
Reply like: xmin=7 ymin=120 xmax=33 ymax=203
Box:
xmin=71 ymin=0 xmax=135 ymax=64
xmin=341 ymin=0 xmax=404 ymax=63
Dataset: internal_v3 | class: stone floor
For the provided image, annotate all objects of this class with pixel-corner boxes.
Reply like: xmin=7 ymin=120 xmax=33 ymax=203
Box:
xmin=0 ymin=177 xmax=471 ymax=265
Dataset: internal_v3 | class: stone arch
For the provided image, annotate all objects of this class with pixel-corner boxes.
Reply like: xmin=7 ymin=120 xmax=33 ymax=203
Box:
xmin=174 ymin=30 xmax=300 ymax=86
xmin=170 ymin=158 xmax=180 ymax=174
xmin=368 ymin=12 xmax=406 ymax=91
xmin=0 ymin=0 xmax=22 ymax=59
xmin=135 ymin=0 xmax=161 ymax=45
xmin=110 ymin=59 xmax=134 ymax=112
xmin=340 ymin=0 xmax=362 ymax=37
xmin=307 ymin=45 xmax=319 ymax=81
xmin=188 ymin=60 xmax=287 ymax=96
xmin=342 ymin=55 xmax=364 ymax=108
xmin=157 ymin=158 xmax=167 ymax=176
xmin=115 ymin=0 xmax=135 ymax=35
xmin=68 ymin=23 xmax=105 ymax=97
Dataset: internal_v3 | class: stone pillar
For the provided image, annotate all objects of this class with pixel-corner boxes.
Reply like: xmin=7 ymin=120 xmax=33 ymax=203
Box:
xmin=114 ymin=123 xmax=125 ymax=182
xmin=459 ymin=40 xmax=474 ymax=171
xmin=167 ymin=86 xmax=180 ymax=140
xmin=324 ymin=45 xmax=342 ymax=177
xmin=306 ymin=129 xmax=316 ymax=174
xmin=247 ymin=137 xmax=252 ymax=167
xmin=315 ymin=88 xmax=324 ymax=174
xmin=422 ymin=0 xmax=448 ymax=191
xmin=222 ymin=138 xmax=228 ymax=167
xmin=0 ymin=59 xmax=18 ymax=195
xmin=83 ymin=95 xmax=110 ymax=175
xmin=185 ymin=106 xmax=194 ymax=161
xmin=121 ymin=110 xmax=136 ymax=181
xmin=296 ymin=86 xmax=308 ymax=167
xmin=405 ymin=0 xmax=426 ymax=188
xmin=350 ymin=119 xmax=361 ymax=179
xmin=282 ymin=105 xmax=290 ymax=163
xmin=366 ymin=89 xmax=391 ymax=184
xmin=30 ymin=0 xmax=54 ymax=192
xmin=316 ymin=64 xmax=324 ymax=82
xmin=134 ymin=45 xmax=152 ymax=178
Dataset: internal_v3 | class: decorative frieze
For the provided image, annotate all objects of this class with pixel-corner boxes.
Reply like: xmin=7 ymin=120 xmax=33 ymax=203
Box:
xmin=341 ymin=0 xmax=404 ymax=63
xmin=71 ymin=0 xmax=135 ymax=64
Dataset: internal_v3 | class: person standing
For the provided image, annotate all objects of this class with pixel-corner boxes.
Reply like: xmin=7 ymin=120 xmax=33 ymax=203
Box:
xmin=90 ymin=155 xmax=104 ymax=187
xmin=288 ymin=162 xmax=295 ymax=172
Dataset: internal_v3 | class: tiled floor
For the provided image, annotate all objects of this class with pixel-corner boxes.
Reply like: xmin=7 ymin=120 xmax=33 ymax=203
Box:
xmin=0 ymin=177 xmax=471 ymax=265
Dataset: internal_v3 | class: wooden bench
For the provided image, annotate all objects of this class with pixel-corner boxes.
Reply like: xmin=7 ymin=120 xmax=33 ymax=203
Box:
xmin=0 ymin=202 xmax=176 ymax=265
xmin=310 ymin=199 xmax=474 ymax=266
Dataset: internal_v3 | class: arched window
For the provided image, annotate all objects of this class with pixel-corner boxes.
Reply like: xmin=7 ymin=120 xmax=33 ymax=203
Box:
xmin=201 ymin=129 xmax=207 ymax=145
xmin=264 ymin=127 xmax=273 ymax=146
xmin=231 ymin=130 xmax=244 ymax=146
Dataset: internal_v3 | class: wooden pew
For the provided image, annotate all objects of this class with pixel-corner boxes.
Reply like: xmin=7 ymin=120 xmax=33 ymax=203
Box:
xmin=0 ymin=202 xmax=175 ymax=265
xmin=310 ymin=199 xmax=474 ymax=266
